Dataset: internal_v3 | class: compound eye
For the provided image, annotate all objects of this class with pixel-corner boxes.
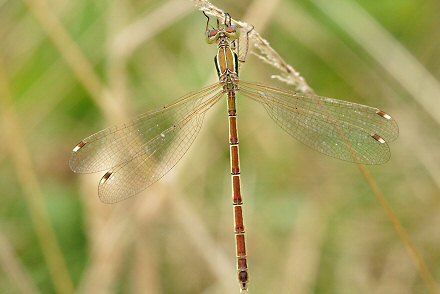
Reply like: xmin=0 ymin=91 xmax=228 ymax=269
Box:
xmin=206 ymin=29 xmax=220 ymax=44
xmin=224 ymin=25 xmax=240 ymax=40
xmin=226 ymin=27 xmax=236 ymax=33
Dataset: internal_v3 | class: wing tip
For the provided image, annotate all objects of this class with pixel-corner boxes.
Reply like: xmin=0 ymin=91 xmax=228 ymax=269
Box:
xmin=69 ymin=157 xmax=80 ymax=173
xmin=376 ymin=110 xmax=400 ymax=142
xmin=70 ymin=140 xmax=88 ymax=173
xmin=98 ymin=171 xmax=133 ymax=204
xmin=98 ymin=171 xmax=115 ymax=203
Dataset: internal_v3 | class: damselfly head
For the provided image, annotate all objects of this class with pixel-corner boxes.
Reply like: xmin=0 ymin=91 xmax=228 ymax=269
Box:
xmin=206 ymin=25 xmax=240 ymax=44
xmin=224 ymin=25 xmax=240 ymax=39
xmin=206 ymin=29 xmax=220 ymax=44
xmin=204 ymin=11 xmax=240 ymax=44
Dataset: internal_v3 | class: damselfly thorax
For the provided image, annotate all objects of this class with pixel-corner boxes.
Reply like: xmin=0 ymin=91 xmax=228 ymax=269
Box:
xmin=206 ymin=21 xmax=240 ymax=90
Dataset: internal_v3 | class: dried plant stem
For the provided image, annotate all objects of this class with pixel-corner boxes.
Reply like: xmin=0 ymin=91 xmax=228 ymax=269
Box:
xmin=275 ymin=1 xmax=392 ymax=99
xmin=358 ymin=164 xmax=439 ymax=294
xmin=192 ymin=0 xmax=314 ymax=94
xmin=278 ymin=3 xmax=439 ymax=290
xmin=0 ymin=62 xmax=75 ymax=294
xmin=302 ymin=1 xmax=438 ymax=291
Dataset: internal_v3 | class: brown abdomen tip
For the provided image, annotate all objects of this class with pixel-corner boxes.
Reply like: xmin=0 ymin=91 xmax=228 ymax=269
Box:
xmin=238 ymin=270 xmax=249 ymax=290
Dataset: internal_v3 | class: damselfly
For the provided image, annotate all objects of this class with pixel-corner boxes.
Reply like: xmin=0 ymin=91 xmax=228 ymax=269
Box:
xmin=70 ymin=12 xmax=398 ymax=292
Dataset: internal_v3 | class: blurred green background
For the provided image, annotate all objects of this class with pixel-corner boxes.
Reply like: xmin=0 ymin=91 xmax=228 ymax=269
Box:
xmin=1 ymin=0 xmax=440 ymax=293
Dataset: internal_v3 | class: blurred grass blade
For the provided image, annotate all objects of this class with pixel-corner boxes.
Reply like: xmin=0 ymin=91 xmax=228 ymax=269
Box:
xmin=22 ymin=0 xmax=108 ymax=114
xmin=111 ymin=0 xmax=193 ymax=59
xmin=0 ymin=60 xmax=75 ymax=294
xmin=357 ymin=164 xmax=439 ymax=294
xmin=0 ymin=232 xmax=40 ymax=294
xmin=310 ymin=0 xmax=440 ymax=127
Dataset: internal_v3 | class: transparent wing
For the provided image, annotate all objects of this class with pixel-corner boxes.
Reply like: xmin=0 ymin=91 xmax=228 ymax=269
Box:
xmin=70 ymin=83 xmax=222 ymax=173
xmin=70 ymin=83 xmax=224 ymax=202
xmin=239 ymin=81 xmax=399 ymax=164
